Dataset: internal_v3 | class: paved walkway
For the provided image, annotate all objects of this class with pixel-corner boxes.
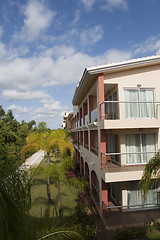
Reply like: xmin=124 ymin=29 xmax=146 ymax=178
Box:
xmin=21 ymin=150 xmax=45 ymax=169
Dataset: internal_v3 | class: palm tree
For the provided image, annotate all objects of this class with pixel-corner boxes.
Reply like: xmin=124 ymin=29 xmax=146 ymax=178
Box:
xmin=140 ymin=152 xmax=160 ymax=198
xmin=22 ymin=131 xmax=55 ymax=203
xmin=0 ymin=165 xmax=84 ymax=240
xmin=0 ymin=164 xmax=30 ymax=240
xmin=22 ymin=129 xmax=75 ymax=206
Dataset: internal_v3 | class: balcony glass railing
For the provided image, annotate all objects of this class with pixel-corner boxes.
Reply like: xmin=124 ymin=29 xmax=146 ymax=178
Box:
xmin=100 ymin=101 xmax=160 ymax=120
xmin=91 ymin=146 xmax=98 ymax=156
xmin=84 ymin=143 xmax=89 ymax=149
xmin=80 ymin=117 xmax=83 ymax=126
xmin=91 ymin=108 xmax=98 ymax=122
xmin=85 ymin=115 xmax=88 ymax=125
xmin=101 ymin=151 xmax=157 ymax=168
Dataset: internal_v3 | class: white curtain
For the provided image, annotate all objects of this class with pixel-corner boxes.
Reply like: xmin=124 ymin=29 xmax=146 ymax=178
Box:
xmin=124 ymin=89 xmax=155 ymax=119
xmin=127 ymin=182 xmax=158 ymax=209
xmin=140 ymin=89 xmax=155 ymax=118
xmin=125 ymin=133 xmax=156 ymax=165
xmin=142 ymin=133 xmax=156 ymax=163
xmin=125 ymin=90 xmax=139 ymax=118
xmin=127 ymin=182 xmax=143 ymax=209
xmin=125 ymin=134 xmax=141 ymax=164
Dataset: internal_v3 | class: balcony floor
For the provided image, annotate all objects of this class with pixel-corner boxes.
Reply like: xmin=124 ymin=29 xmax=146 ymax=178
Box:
xmin=103 ymin=162 xmax=146 ymax=173
xmin=103 ymin=207 xmax=160 ymax=230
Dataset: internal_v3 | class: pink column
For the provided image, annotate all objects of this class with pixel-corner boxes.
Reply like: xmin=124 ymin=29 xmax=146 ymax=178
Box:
xmin=98 ymin=74 xmax=104 ymax=120
xmin=102 ymin=179 xmax=108 ymax=207
xmin=89 ymin=95 xmax=93 ymax=123
xmin=100 ymin=129 xmax=106 ymax=168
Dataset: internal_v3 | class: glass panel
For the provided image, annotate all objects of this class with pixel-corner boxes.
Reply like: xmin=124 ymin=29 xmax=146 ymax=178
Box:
xmin=113 ymin=91 xmax=118 ymax=119
xmin=85 ymin=115 xmax=88 ymax=125
xmin=127 ymin=181 xmax=158 ymax=209
xmin=140 ymin=89 xmax=155 ymax=118
xmin=106 ymin=134 xmax=119 ymax=163
xmin=125 ymin=134 xmax=141 ymax=164
xmin=141 ymin=133 xmax=156 ymax=163
xmin=91 ymin=108 xmax=97 ymax=122
xmin=124 ymin=90 xmax=139 ymax=118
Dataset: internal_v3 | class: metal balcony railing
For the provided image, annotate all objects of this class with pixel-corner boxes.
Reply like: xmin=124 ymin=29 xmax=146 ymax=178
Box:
xmin=101 ymin=151 xmax=157 ymax=168
xmin=100 ymin=101 xmax=160 ymax=120
xmin=102 ymin=201 xmax=160 ymax=212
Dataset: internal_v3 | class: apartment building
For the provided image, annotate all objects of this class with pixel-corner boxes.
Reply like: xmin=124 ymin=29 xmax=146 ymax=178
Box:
xmin=70 ymin=55 xmax=160 ymax=214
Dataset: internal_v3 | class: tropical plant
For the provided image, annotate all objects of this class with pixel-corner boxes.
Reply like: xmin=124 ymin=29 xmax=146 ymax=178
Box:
xmin=22 ymin=129 xmax=75 ymax=205
xmin=140 ymin=152 xmax=160 ymax=198
xmin=0 ymin=164 xmax=30 ymax=240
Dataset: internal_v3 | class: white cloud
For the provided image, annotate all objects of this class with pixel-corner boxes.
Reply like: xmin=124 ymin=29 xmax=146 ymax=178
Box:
xmin=102 ymin=49 xmax=132 ymax=63
xmin=71 ymin=10 xmax=81 ymax=25
xmin=13 ymin=0 xmax=55 ymax=42
xmin=103 ymin=0 xmax=128 ymax=11
xmin=80 ymin=25 xmax=104 ymax=46
xmin=2 ymin=89 xmax=52 ymax=101
xmin=0 ymin=26 xmax=3 ymax=39
xmin=80 ymin=0 xmax=96 ymax=10
xmin=133 ymin=36 xmax=160 ymax=55
xmin=7 ymin=104 xmax=31 ymax=113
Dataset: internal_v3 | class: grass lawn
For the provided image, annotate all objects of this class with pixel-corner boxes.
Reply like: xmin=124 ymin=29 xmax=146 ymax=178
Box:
xmin=29 ymin=156 xmax=78 ymax=222
xmin=147 ymin=231 xmax=160 ymax=240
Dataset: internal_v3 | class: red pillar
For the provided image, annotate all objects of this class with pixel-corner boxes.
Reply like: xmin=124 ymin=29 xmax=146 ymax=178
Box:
xmin=102 ymin=179 xmax=108 ymax=208
xmin=100 ymin=130 xmax=106 ymax=168
xmin=89 ymin=95 xmax=93 ymax=123
xmin=98 ymin=74 xmax=104 ymax=120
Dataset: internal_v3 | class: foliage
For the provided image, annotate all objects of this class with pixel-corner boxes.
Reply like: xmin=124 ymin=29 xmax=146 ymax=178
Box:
xmin=140 ymin=153 xmax=160 ymax=198
xmin=68 ymin=176 xmax=88 ymax=191
xmin=113 ymin=226 xmax=147 ymax=240
xmin=147 ymin=220 xmax=160 ymax=232
xmin=73 ymin=190 xmax=99 ymax=240
xmin=0 ymin=163 xmax=31 ymax=240
xmin=0 ymin=105 xmax=41 ymax=167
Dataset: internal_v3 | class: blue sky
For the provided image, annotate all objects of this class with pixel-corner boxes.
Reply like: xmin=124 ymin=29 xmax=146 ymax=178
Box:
xmin=0 ymin=0 xmax=160 ymax=129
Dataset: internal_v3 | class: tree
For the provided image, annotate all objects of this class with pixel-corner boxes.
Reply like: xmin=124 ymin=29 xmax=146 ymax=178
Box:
xmin=38 ymin=122 xmax=48 ymax=133
xmin=0 ymin=105 xmax=5 ymax=120
xmin=0 ymin=164 xmax=30 ymax=240
xmin=22 ymin=130 xmax=75 ymax=205
xmin=140 ymin=153 xmax=160 ymax=198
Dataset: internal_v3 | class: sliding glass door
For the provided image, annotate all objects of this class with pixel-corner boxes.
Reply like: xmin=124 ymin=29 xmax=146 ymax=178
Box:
xmin=125 ymin=133 xmax=156 ymax=164
xmin=127 ymin=181 xmax=158 ymax=209
xmin=124 ymin=89 xmax=155 ymax=119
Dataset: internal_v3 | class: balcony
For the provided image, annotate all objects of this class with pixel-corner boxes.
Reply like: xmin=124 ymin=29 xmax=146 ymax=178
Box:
xmin=84 ymin=143 xmax=89 ymax=149
xmin=80 ymin=117 xmax=83 ymax=126
xmin=91 ymin=146 xmax=99 ymax=156
xmin=100 ymin=101 xmax=160 ymax=120
xmin=91 ymin=108 xmax=98 ymax=122
xmin=85 ymin=114 xmax=88 ymax=125
xmin=101 ymin=151 xmax=157 ymax=170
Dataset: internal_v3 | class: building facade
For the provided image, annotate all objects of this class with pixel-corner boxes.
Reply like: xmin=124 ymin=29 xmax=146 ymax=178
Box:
xmin=71 ymin=55 xmax=160 ymax=214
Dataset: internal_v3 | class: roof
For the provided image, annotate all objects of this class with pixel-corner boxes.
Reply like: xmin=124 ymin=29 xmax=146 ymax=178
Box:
xmin=72 ymin=55 xmax=160 ymax=106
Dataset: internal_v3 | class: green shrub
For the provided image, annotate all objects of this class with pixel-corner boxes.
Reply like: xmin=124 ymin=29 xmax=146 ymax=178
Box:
xmin=113 ymin=226 xmax=147 ymax=240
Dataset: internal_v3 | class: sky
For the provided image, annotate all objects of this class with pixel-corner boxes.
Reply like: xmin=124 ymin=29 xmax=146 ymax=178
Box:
xmin=0 ymin=0 xmax=160 ymax=129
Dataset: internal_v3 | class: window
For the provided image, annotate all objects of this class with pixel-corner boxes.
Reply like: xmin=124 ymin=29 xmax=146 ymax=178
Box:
xmin=124 ymin=89 xmax=155 ymax=118
xmin=127 ymin=181 xmax=158 ymax=209
xmin=125 ymin=133 xmax=156 ymax=164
